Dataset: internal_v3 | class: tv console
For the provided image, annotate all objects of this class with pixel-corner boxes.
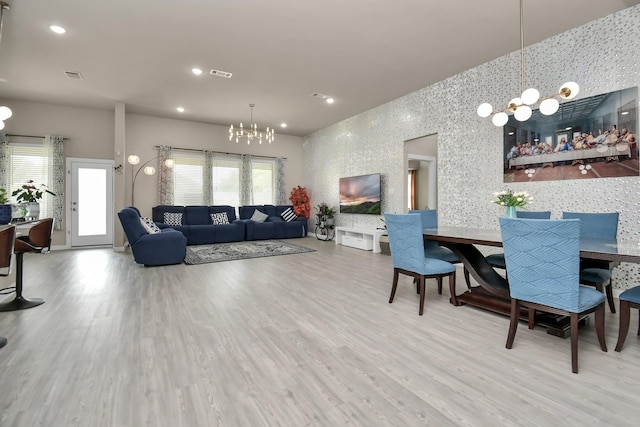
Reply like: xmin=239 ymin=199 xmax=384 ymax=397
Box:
xmin=335 ymin=226 xmax=386 ymax=253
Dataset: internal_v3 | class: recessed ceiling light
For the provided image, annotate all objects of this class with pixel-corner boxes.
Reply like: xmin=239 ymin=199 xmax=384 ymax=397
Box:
xmin=326 ymin=98 xmax=335 ymax=104
xmin=192 ymin=68 xmax=203 ymax=75
xmin=622 ymin=111 xmax=629 ymax=115
xmin=280 ymin=123 xmax=287 ymax=128
xmin=176 ymin=107 xmax=185 ymax=113
xmin=50 ymin=25 xmax=66 ymax=34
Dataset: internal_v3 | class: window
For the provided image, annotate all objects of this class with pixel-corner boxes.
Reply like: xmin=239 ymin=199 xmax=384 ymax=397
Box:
xmin=171 ymin=153 xmax=276 ymax=206
xmin=251 ymin=159 xmax=274 ymax=205
xmin=8 ymin=144 xmax=53 ymax=215
xmin=212 ymin=158 xmax=240 ymax=206
xmin=173 ymin=154 xmax=204 ymax=205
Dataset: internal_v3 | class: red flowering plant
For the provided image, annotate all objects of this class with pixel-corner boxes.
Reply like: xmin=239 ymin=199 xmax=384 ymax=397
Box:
xmin=11 ymin=180 xmax=56 ymax=203
xmin=289 ymin=186 xmax=311 ymax=218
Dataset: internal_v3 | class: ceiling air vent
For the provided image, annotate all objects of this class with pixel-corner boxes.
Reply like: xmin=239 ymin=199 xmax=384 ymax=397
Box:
xmin=209 ymin=69 xmax=233 ymax=78
xmin=64 ymin=71 xmax=84 ymax=80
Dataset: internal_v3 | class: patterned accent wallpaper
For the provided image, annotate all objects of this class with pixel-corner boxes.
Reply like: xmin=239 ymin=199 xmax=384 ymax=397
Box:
xmin=303 ymin=5 xmax=640 ymax=290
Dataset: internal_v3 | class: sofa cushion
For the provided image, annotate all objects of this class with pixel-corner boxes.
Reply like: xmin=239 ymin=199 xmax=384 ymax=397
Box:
xmin=210 ymin=212 xmax=230 ymax=225
xmin=250 ymin=209 xmax=269 ymax=223
xmin=164 ymin=212 xmax=183 ymax=226
xmin=280 ymin=207 xmax=297 ymax=222
xmin=140 ymin=217 xmax=161 ymax=234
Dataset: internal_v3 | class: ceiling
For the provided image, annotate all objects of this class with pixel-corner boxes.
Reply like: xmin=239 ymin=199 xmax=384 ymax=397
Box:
xmin=0 ymin=0 xmax=638 ymax=137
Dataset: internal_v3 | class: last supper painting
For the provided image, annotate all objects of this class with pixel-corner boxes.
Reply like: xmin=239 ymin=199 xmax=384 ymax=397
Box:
xmin=503 ymin=86 xmax=638 ymax=182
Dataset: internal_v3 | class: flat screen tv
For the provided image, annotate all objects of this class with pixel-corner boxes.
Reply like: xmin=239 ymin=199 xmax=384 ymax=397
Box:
xmin=339 ymin=173 xmax=381 ymax=214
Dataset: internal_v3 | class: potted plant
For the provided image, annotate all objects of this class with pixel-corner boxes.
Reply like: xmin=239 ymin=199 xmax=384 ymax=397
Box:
xmin=0 ymin=188 xmax=11 ymax=224
xmin=315 ymin=202 xmax=336 ymax=226
xmin=11 ymin=180 xmax=56 ymax=220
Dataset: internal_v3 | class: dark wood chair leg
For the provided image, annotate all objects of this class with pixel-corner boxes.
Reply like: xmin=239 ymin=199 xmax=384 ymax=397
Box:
xmin=605 ymin=283 xmax=616 ymax=313
xmin=436 ymin=276 xmax=443 ymax=294
xmin=418 ymin=276 xmax=426 ymax=316
xmin=389 ymin=269 xmax=399 ymax=304
xmin=506 ymin=299 xmax=519 ymax=349
xmin=528 ymin=307 xmax=535 ymax=329
xmin=615 ymin=300 xmax=630 ymax=352
xmin=448 ymin=273 xmax=458 ymax=306
xmin=595 ymin=304 xmax=607 ymax=352
xmin=570 ymin=312 xmax=579 ymax=374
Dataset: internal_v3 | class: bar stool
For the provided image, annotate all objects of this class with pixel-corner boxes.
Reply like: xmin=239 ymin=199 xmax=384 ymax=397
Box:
xmin=0 ymin=225 xmax=17 ymax=348
xmin=0 ymin=218 xmax=53 ymax=312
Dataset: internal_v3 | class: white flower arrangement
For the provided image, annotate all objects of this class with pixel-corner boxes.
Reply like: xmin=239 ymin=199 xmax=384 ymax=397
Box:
xmin=491 ymin=190 xmax=534 ymax=208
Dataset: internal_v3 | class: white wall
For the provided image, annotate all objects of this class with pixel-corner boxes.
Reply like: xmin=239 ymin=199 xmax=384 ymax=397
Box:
xmin=303 ymin=5 xmax=640 ymax=290
xmin=0 ymin=100 xmax=305 ymax=245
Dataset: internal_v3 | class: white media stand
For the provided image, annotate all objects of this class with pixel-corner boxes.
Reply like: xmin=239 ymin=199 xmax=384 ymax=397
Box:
xmin=335 ymin=226 xmax=386 ymax=253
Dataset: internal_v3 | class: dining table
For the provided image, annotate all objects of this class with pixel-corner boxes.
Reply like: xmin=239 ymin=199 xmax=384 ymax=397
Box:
xmin=423 ymin=225 xmax=640 ymax=338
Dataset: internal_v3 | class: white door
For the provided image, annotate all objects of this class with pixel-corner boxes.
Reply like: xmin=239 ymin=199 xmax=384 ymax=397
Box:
xmin=68 ymin=159 xmax=114 ymax=246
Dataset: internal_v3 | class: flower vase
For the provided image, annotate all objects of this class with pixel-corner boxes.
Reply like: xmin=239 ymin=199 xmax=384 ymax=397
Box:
xmin=504 ymin=206 xmax=517 ymax=218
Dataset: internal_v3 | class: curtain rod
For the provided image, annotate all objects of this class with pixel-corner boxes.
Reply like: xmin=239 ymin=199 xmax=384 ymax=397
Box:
xmin=153 ymin=145 xmax=286 ymax=160
xmin=6 ymin=134 xmax=70 ymax=140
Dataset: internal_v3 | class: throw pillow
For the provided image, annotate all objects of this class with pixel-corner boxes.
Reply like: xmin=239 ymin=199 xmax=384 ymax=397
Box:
xmin=140 ymin=217 xmax=161 ymax=234
xmin=250 ymin=209 xmax=269 ymax=223
xmin=280 ymin=207 xmax=298 ymax=222
xmin=163 ymin=212 xmax=183 ymax=226
xmin=210 ymin=212 xmax=230 ymax=225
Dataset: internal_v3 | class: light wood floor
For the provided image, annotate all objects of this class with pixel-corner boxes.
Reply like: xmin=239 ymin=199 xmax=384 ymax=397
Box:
xmin=1 ymin=237 xmax=639 ymax=426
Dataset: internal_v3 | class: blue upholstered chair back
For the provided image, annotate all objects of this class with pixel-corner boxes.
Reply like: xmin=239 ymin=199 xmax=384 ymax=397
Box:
xmin=500 ymin=218 xmax=581 ymax=312
xmin=516 ymin=210 xmax=551 ymax=219
xmin=385 ymin=213 xmax=425 ymax=272
xmin=408 ymin=209 xmax=437 ymax=228
xmin=562 ymin=211 xmax=618 ymax=240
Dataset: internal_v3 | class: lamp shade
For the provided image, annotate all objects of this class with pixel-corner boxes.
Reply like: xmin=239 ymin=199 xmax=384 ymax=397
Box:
xmin=492 ymin=112 xmax=509 ymax=127
xmin=143 ymin=166 xmax=156 ymax=175
xmin=559 ymin=82 xmax=580 ymax=99
xmin=164 ymin=159 xmax=175 ymax=168
xmin=521 ymin=88 xmax=540 ymax=105
xmin=127 ymin=154 xmax=141 ymax=165
xmin=477 ymin=103 xmax=493 ymax=118
xmin=0 ymin=120 xmax=4 ymax=130
xmin=539 ymin=98 xmax=559 ymax=115
xmin=514 ymin=105 xmax=532 ymax=121
xmin=0 ymin=106 xmax=12 ymax=121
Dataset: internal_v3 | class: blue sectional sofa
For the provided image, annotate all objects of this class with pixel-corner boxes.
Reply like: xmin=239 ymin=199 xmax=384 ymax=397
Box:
xmin=152 ymin=205 xmax=245 ymax=245
xmin=239 ymin=205 xmax=308 ymax=240
xmin=118 ymin=207 xmax=187 ymax=266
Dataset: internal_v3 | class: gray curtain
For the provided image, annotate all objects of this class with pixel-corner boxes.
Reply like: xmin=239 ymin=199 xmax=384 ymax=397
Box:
xmin=0 ymin=132 xmax=8 ymax=191
xmin=45 ymin=135 xmax=65 ymax=230
xmin=240 ymin=154 xmax=253 ymax=205
xmin=275 ymin=156 xmax=286 ymax=205
xmin=157 ymin=145 xmax=173 ymax=205
xmin=203 ymin=150 xmax=213 ymax=205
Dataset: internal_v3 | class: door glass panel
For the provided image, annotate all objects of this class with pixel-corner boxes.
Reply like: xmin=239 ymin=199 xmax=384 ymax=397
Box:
xmin=78 ymin=168 xmax=106 ymax=236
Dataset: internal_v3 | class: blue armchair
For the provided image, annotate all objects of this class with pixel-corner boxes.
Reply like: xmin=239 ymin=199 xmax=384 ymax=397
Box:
xmin=118 ymin=207 xmax=187 ymax=266
xmin=500 ymin=217 xmax=607 ymax=374
xmin=385 ymin=213 xmax=456 ymax=315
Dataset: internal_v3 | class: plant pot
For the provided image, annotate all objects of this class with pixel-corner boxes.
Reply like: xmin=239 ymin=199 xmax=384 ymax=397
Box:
xmin=24 ymin=202 xmax=40 ymax=220
xmin=0 ymin=204 xmax=11 ymax=224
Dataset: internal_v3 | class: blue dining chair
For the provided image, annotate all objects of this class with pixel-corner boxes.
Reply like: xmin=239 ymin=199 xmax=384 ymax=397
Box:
xmin=486 ymin=211 xmax=552 ymax=269
xmin=385 ymin=213 xmax=456 ymax=315
xmin=409 ymin=209 xmax=471 ymax=289
xmin=500 ymin=217 xmax=607 ymax=374
xmin=614 ymin=285 xmax=640 ymax=352
xmin=562 ymin=211 xmax=619 ymax=313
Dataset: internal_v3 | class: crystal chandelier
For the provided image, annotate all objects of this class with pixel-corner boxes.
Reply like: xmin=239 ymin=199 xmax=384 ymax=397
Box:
xmin=477 ymin=0 xmax=579 ymax=127
xmin=229 ymin=104 xmax=275 ymax=144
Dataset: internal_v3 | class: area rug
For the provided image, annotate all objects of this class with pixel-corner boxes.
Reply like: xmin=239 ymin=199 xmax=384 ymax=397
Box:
xmin=184 ymin=240 xmax=315 ymax=265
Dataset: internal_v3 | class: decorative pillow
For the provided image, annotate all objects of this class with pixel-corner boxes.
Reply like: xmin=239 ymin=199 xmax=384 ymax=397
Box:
xmin=140 ymin=217 xmax=161 ymax=234
xmin=163 ymin=212 xmax=183 ymax=226
xmin=280 ymin=207 xmax=298 ymax=223
xmin=250 ymin=209 xmax=269 ymax=223
xmin=210 ymin=212 xmax=230 ymax=225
